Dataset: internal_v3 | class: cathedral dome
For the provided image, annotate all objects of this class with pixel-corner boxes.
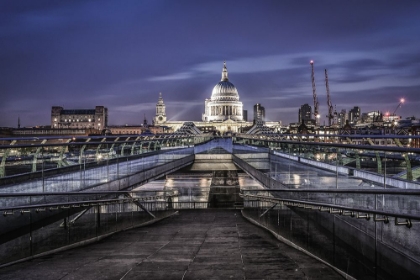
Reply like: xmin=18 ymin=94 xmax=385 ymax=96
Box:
xmin=210 ymin=62 xmax=239 ymax=101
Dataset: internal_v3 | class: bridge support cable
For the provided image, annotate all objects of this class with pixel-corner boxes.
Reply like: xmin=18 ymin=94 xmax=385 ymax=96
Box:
xmin=124 ymin=193 xmax=156 ymax=218
xmin=0 ymin=140 xmax=17 ymax=178
xmin=78 ymin=138 xmax=91 ymax=164
xmin=259 ymin=203 xmax=278 ymax=217
xmin=130 ymin=136 xmax=141 ymax=155
xmin=58 ymin=139 xmax=72 ymax=168
xmin=109 ymin=137 xmax=120 ymax=158
xmin=121 ymin=137 xmax=130 ymax=156
xmin=59 ymin=208 xmax=89 ymax=227
xmin=32 ymin=139 xmax=47 ymax=172
xmin=95 ymin=137 xmax=107 ymax=159
xmin=367 ymin=138 xmax=383 ymax=174
xmin=392 ymin=138 xmax=413 ymax=180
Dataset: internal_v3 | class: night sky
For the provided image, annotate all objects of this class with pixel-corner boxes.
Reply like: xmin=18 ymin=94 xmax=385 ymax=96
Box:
xmin=1 ymin=0 xmax=420 ymax=127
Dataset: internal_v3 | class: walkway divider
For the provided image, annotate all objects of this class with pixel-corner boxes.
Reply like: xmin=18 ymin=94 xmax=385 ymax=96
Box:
xmin=233 ymin=153 xmax=420 ymax=279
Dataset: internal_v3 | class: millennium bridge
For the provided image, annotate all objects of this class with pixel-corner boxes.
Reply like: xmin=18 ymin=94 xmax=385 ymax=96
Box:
xmin=0 ymin=134 xmax=419 ymax=279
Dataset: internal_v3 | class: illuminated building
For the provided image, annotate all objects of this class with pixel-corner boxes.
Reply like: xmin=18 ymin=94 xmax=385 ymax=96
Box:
xmin=51 ymin=106 xmax=108 ymax=129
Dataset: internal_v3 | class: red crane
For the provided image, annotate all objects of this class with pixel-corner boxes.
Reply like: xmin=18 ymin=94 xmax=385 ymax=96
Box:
xmin=310 ymin=60 xmax=319 ymax=125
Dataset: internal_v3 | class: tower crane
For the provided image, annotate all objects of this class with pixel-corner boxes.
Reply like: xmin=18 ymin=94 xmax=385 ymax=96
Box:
xmin=325 ymin=69 xmax=334 ymax=126
xmin=393 ymin=98 xmax=405 ymax=116
xmin=310 ymin=60 xmax=319 ymax=125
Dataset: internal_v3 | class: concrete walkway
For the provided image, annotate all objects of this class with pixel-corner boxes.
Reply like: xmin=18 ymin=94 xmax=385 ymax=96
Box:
xmin=0 ymin=209 xmax=342 ymax=280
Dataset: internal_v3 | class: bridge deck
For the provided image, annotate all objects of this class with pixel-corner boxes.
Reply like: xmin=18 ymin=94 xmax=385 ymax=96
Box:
xmin=0 ymin=209 xmax=341 ymax=280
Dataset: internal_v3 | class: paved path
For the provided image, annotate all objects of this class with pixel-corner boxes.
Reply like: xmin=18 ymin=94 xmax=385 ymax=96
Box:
xmin=0 ymin=209 xmax=342 ymax=280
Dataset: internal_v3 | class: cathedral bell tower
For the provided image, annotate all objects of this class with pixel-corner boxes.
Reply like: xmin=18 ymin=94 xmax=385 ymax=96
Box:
xmin=153 ymin=92 xmax=167 ymax=125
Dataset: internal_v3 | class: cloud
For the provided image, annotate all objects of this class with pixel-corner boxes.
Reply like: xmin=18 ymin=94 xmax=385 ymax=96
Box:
xmin=148 ymin=72 xmax=193 ymax=82
xmin=1 ymin=1 xmax=420 ymax=127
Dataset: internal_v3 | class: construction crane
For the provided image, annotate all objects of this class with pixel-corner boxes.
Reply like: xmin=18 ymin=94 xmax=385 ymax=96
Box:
xmin=310 ymin=60 xmax=319 ymax=125
xmin=325 ymin=69 xmax=334 ymax=126
xmin=393 ymin=98 xmax=405 ymax=116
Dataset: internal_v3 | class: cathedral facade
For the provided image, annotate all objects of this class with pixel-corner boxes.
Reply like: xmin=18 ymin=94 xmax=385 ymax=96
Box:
xmin=202 ymin=62 xmax=243 ymax=122
xmin=154 ymin=62 xmax=280 ymax=134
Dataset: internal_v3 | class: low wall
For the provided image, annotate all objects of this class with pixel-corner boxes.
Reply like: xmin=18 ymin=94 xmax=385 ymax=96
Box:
xmin=234 ymin=156 xmax=420 ymax=279
xmin=271 ymin=150 xmax=418 ymax=189
xmin=354 ymin=170 xmax=420 ymax=189
xmin=0 ymin=152 xmax=194 ymax=193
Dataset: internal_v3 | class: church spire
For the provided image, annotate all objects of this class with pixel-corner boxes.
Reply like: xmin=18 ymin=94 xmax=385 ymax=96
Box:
xmin=221 ymin=61 xmax=228 ymax=81
xmin=158 ymin=92 xmax=163 ymax=104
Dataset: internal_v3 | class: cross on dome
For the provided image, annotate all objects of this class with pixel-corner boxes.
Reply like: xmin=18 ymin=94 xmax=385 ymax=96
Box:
xmin=221 ymin=61 xmax=228 ymax=81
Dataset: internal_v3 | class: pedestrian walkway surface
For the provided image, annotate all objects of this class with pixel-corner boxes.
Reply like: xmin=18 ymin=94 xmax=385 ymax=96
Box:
xmin=0 ymin=209 xmax=342 ymax=280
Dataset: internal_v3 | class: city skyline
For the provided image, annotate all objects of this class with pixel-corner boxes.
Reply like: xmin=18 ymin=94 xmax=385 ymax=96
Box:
xmin=1 ymin=1 xmax=420 ymax=127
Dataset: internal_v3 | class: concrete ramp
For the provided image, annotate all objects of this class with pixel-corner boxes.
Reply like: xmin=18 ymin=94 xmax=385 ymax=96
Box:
xmin=0 ymin=210 xmax=342 ymax=280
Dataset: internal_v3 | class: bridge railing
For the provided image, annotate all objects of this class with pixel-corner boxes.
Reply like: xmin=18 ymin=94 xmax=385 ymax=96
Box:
xmin=234 ymin=140 xmax=420 ymax=279
xmin=0 ymin=134 xmax=218 ymax=194
xmin=241 ymin=188 xmax=420 ymax=227
xmin=0 ymin=189 xmax=213 ymax=267
xmin=233 ymin=134 xmax=420 ymax=189
xmin=0 ymin=134 xmax=213 ymax=180
xmin=241 ymin=188 xmax=420 ymax=279
xmin=0 ymin=152 xmax=195 ymax=194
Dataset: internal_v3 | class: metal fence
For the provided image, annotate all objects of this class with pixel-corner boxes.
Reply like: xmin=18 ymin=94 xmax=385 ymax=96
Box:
xmin=0 ymin=190 xmax=216 ymax=267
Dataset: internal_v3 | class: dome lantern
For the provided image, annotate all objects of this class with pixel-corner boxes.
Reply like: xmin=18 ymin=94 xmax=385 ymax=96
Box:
xmin=221 ymin=61 xmax=228 ymax=81
xmin=211 ymin=62 xmax=239 ymax=102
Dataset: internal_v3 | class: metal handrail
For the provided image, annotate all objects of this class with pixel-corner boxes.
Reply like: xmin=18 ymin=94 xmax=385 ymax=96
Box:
xmin=236 ymin=133 xmax=420 ymax=140
xmin=241 ymin=193 xmax=420 ymax=222
xmin=234 ymin=138 xmax=420 ymax=153
xmin=1 ymin=195 xmax=172 ymax=212
xmin=0 ymin=190 xmax=178 ymax=197
xmin=241 ymin=189 xmax=420 ymax=195
xmin=0 ymin=135 xmax=199 ymax=149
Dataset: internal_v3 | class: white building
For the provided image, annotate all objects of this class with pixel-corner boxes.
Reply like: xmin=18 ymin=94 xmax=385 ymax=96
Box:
xmin=202 ymin=62 xmax=243 ymax=122
xmin=153 ymin=92 xmax=167 ymax=125
xmin=154 ymin=62 xmax=281 ymax=134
